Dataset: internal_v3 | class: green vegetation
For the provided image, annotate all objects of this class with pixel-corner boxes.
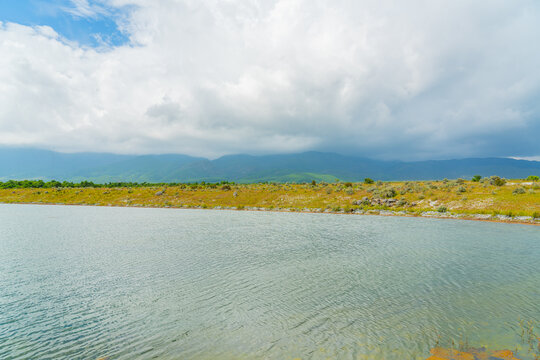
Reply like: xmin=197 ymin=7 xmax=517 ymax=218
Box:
xmin=471 ymin=175 xmax=482 ymax=182
xmin=489 ymin=176 xmax=507 ymax=186
xmin=1 ymin=178 xmax=539 ymax=223
xmin=0 ymin=179 xmax=235 ymax=189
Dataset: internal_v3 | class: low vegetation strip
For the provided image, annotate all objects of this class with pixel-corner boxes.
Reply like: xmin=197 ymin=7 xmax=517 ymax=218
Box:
xmin=1 ymin=176 xmax=539 ymax=224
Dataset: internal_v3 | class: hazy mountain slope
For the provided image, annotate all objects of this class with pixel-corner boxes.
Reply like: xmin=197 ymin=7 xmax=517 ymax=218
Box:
xmin=175 ymin=152 xmax=385 ymax=182
xmin=389 ymin=158 xmax=540 ymax=181
xmin=0 ymin=148 xmax=128 ymax=180
xmin=76 ymin=154 xmax=206 ymax=182
xmin=174 ymin=153 xmax=540 ymax=182
xmin=0 ymin=148 xmax=202 ymax=182
xmin=1 ymin=148 xmax=539 ymax=182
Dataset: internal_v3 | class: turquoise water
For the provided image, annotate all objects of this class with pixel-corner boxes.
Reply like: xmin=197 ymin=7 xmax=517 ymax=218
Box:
xmin=0 ymin=204 xmax=538 ymax=360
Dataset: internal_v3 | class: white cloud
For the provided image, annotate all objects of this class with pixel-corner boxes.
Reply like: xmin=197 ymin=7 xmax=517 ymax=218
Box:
xmin=1 ymin=0 xmax=540 ymax=159
xmin=64 ymin=0 xmax=108 ymax=18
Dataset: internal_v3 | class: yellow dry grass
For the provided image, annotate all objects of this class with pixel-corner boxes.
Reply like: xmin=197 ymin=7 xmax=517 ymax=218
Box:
xmin=1 ymin=179 xmax=538 ymax=219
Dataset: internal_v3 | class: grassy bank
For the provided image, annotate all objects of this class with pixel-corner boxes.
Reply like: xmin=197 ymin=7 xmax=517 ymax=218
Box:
xmin=1 ymin=178 xmax=539 ymax=223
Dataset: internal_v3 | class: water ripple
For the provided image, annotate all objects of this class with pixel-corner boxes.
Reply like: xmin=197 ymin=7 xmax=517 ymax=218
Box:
xmin=0 ymin=205 xmax=539 ymax=359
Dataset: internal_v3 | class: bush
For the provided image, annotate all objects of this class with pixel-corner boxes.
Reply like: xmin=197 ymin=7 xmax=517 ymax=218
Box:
xmin=381 ymin=188 xmax=397 ymax=198
xmin=397 ymin=199 xmax=408 ymax=206
xmin=526 ymin=175 xmax=539 ymax=181
xmin=221 ymin=184 xmax=231 ymax=191
xmin=489 ymin=176 xmax=506 ymax=186
xmin=471 ymin=175 xmax=482 ymax=182
xmin=456 ymin=186 xmax=467 ymax=193
xmin=345 ymin=188 xmax=354 ymax=195
xmin=364 ymin=178 xmax=374 ymax=184
xmin=456 ymin=178 xmax=465 ymax=184
xmin=512 ymin=187 xmax=526 ymax=195
xmin=437 ymin=206 xmax=447 ymax=213
xmin=344 ymin=182 xmax=353 ymax=187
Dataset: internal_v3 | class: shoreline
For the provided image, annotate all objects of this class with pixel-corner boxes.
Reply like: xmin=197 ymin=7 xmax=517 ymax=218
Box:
xmin=2 ymin=201 xmax=539 ymax=226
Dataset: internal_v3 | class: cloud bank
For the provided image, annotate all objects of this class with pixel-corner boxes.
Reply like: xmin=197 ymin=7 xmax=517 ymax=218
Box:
xmin=1 ymin=0 xmax=540 ymax=159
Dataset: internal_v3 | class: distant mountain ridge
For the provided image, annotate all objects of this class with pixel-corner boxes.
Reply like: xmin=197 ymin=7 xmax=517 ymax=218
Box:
xmin=1 ymin=148 xmax=539 ymax=183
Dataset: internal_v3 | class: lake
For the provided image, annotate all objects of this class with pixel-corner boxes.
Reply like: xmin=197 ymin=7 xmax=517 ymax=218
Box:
xmin=0 ymin=204 xmax=538 ymax=359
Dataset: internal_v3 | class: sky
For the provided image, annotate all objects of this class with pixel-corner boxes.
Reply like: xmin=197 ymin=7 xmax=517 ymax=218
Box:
xmin=0 ymin=0 xmax=539 ymax=160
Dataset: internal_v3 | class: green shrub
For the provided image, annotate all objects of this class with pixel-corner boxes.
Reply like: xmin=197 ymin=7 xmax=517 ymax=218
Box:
xmin=471 ymin=175 xmax=482 ymax=182
xmin=381 ymin=188 xmax=397 ymax=198
xmin=364 ymin=178 xmax=374 ymax=184
xmin=489 ymin=176 xmax=506 ymax=186
xmin=437 ymin=206 xmax=447 ymax=213
xmin=526 ymin=175 xmax=539 ymax=181
xmin=512 ymin=187 xmax=526 ymax=195
xmin=397 ymin=199 xmax=408 ymax=206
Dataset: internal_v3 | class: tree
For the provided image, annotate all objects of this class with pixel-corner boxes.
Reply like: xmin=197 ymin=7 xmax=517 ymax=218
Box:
xmin=471 ymin=175 xmax=482 ymax=182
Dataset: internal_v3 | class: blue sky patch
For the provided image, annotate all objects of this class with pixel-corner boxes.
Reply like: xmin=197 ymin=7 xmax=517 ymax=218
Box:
xmin=0 ymin=0 xmax=129 ymax=47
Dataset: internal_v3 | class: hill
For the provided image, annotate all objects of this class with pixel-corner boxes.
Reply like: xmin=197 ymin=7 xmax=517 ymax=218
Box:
xmin=1 ymin=148 xmax=539 ymax=183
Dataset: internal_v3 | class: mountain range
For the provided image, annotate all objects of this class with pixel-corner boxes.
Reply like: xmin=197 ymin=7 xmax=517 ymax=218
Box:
xmin=1 ymin=148 xmax=539 ymax=183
